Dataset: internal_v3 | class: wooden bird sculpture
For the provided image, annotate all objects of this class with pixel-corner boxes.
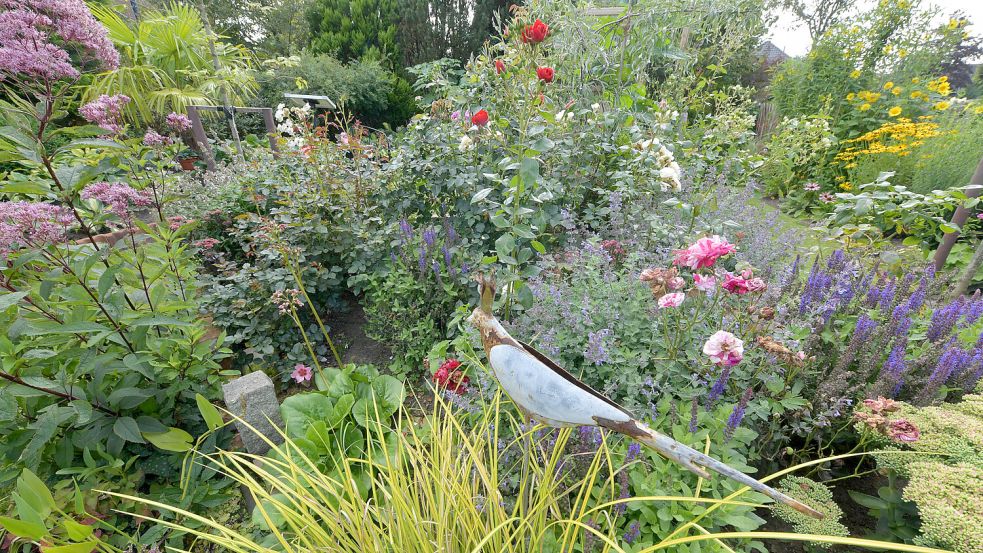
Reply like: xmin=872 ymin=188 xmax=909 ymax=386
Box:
xmin=467 ymin=273 xmax=823 ymax=520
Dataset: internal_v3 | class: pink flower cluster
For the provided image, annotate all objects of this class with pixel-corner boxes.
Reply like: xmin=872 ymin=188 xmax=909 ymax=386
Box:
xmin=672 ymin=235 xmax=735 ymax=270
xmin=80 ymin=181 xmax=152 ymax=219
xmin=142 ymin=129 xmax=171 ymax=148
xmin=703 ymin=330 xmax=744 ymax=367
xmin=721 ymin=270 xmax=766 ymax=295
xmin=270 ymin=289 xmax=303 ymax=314
xmin=193 ymin=238 xmax=219 ymax=250
xmin=0 ymin=201 xmax=74 ymax=258
xmin=165 ymin=112 xmax=192 ymax=132
xmin=0 ymin=0 xmax=119 ymax=83
xmin=693 ymin=273 xmax=715 ymax=292
xmin=79 ymin=94 xmax=130 ymax=135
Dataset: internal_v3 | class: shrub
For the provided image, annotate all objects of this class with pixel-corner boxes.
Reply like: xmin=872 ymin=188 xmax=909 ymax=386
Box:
xmin=853 ymin=390 xmax=983 ymax=553
xmin=253 ymin=54 xmax=415 ymax=131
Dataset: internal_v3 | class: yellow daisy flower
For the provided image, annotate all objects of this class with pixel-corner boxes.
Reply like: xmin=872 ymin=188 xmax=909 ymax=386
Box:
xmin=847 ymin=92 xmax=856 ymax=101
xmin=934 ymin=101 xmax=951 ymax=111
xmin=891 ymin=86 xmax=902 ymax=95
xmin=850 ymin=70 xmax=861 ymax=79
xmin=883 ymin=81 xmax=894 ymax=90
xmin=840 ymin=182 xmax=853 ymax=190
xmin=859 ymin=103 xmax=871 ymax=111
xmin=889 ymin=106 xmax=902 ymax=117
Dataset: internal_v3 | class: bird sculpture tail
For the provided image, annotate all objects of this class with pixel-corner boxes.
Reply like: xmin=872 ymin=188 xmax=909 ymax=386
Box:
xmin=628 ymin=420 xmax=824 ymax=519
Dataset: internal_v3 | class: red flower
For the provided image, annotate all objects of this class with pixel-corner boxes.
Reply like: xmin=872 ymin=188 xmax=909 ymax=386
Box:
xmin=520 ymin=19 xmax=549 ymax=43
xmin=471 ymin=109 xmax=489 ymax=126
xmin=495 ymin=59 xmax=505 ymax=74
xmin=536 ymin=66 xmax=554 ymax=83
xmin=432 ymin=359 xmax=470 ymax=394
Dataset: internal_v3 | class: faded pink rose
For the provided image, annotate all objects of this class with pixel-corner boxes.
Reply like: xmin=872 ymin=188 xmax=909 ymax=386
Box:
xmin=667 ymin=276 xmax=686 ymax=290
xmin=746 ymin=277 xmax=767 ymax=292
xmin=658 ymin=292 xmax=685 ymax=309
xmin=291 ymin=363 xmax=313 ymax=383
xmin=703 ymin=330 xmax=744 ymax=367
xmin=887 ymin=419 xmax=919 ymax=443
xmin=693 ymin=273 xmax=715 ymax=292
xmin=672 ymin=235 xmax=736 ymax=270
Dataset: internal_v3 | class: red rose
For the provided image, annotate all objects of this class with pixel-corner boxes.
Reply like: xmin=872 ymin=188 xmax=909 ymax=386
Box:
xmin=432 ymin=359 xmax=469 ymax=394
xmin=495 ymin=59 xmax=505 ymax=74
xmin=536 ymin=66 xmax=554 ymax=83
xmin=521 ymin=19 xmax=549 ymax=43
xmin=471 ymin=109 xmax=489 ymax=126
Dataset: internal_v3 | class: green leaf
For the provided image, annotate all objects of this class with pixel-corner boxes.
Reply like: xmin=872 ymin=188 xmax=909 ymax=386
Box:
xmin=470 ymin=188 xmax=493 ymax=203
xmin=519 ymin=157 xmax=540 ymax=185
xmin=494 ymin=233 xmax=516 ymax=256
xmin=0 ymin=390 xmax=17 ymax=421
xmin=848 ymin=490 xmax=889 ymax=510
xmin=16 ymin=469 xmax=55 ymax=516
xmin=352 ymin=376 xmax=404 ymax=428
xmin=113 ymin=417 xmax=145 ymax=443
xmin=530 ymin=240 xmax=546 ymax=254
xmin=0 ymin=291 xmax=28 ymax=311
xmin=281 ymin=393 xmax=336 ymax=439
xmin=97 ymin=267 xmax=118 ymax=299
xmin=43 ymin=542 xmax=102 ymax=553
xmin=0 ymin=516 xmax=46 ymax=539
xmin=196 ymin=394 xmax=224 ymax=431
xmin=62 ymin=519 xmax=94 ymax=541
xmin=142 ymin=427 xmax=193 ymax=452
xmin=128 ymin=316 xmax=193 ymax=328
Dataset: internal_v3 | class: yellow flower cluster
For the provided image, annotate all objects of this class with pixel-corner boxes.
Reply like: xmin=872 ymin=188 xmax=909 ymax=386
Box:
xmin=926 ymin=75 xmax=951 ymax=96
xmin=844 ymin=74 xmax=952 ymax=119
xmin=834 ymin=117 xmax=946 ymax=165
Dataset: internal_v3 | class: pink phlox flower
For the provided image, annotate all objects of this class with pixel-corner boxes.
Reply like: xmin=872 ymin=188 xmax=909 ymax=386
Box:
xmin=81 ymin=182 xmax=152 ymax=219
xmin=165 ymin=112 xmax=192 ymax=132
xmin=79 ymin=94 xmax=130 ymax=135
xmin=0 ymin=201 xmax=74 ymax=258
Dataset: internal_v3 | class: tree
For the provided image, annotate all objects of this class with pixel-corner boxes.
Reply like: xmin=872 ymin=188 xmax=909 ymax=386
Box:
xmin=136 ymin=0 xmax=313 ymax=56
xmin=781 ymin=0 xmax=855 ymax=41
xmin=397 ymin=0 xmax=508 ymax=67
xmin=307 ymin=0 xmax=400 ymax=65
xmin=87 ymin=2 xmax=257 ymax=127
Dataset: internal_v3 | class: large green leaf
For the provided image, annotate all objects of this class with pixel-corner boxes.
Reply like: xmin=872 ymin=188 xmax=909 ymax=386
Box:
xmin=280 ymin=393 xmax=336 ymax=439
xmin=352 ymin=376 xmax=404 ymax=428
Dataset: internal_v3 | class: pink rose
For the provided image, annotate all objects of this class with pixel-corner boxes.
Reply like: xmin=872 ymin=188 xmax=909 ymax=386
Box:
xmin=721 ymin=272 xmax=751 ymax=295
xmin=668 ymin=276 xmax=686 ymax=290
xmin=703 ymin=330 xmax=744 ymax=367
xmin=672 ymin=235 xmax=736 ymax=270
xmin=658 ymin=292 xmax=685 ymax=309
xmin=693 ymin=273 xmax=715 ymax=292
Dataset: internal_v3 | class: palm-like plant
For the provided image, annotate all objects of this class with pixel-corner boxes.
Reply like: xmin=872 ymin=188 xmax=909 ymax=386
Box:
xmin=84 ymin=2 xmax=257 ymax=127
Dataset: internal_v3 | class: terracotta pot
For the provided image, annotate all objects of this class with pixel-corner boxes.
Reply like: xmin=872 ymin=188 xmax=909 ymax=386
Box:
xmin=179 ymin=157 xmax=199 ymax=171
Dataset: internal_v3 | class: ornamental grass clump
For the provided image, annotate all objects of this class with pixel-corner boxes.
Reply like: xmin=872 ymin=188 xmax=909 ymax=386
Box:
xmin=94 ymin=390 xmax=961 ymax=553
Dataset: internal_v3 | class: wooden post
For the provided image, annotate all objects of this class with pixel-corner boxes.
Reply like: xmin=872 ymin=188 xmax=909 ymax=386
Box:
xmin=187 ymin=106 xmax=217 ymax=171
xmin=187 ymin=106 xmax=278 ymax=171
xmin=933 ymin=154 xmax=983 ymax=271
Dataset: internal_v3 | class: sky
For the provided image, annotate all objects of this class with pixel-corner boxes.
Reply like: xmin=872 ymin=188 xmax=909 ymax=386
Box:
xmin=767 ymin=0 xmax=983 ymax=58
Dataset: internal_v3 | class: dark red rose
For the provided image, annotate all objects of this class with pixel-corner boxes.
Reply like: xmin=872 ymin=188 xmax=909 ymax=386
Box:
xmin=536 ymin=66 xmax=554 ymax=83
xmin=521 ymin=19 xmax=549 ymax=43
xmin=495 ymin=59 xmax=505 ymax=74
xmin=471 ymin=109 xmax=489 ymax=126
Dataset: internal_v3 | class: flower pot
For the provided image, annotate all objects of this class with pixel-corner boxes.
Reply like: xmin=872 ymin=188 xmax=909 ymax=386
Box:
xmin=179 ymin=157 xmax=199 ymax=171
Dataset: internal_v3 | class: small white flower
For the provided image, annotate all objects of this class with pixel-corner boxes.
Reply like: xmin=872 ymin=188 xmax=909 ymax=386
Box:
xmin=591 ymin=103 xmax=601 ymax=112
xmin=458 ymin=135 xmax=474 ymax=152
